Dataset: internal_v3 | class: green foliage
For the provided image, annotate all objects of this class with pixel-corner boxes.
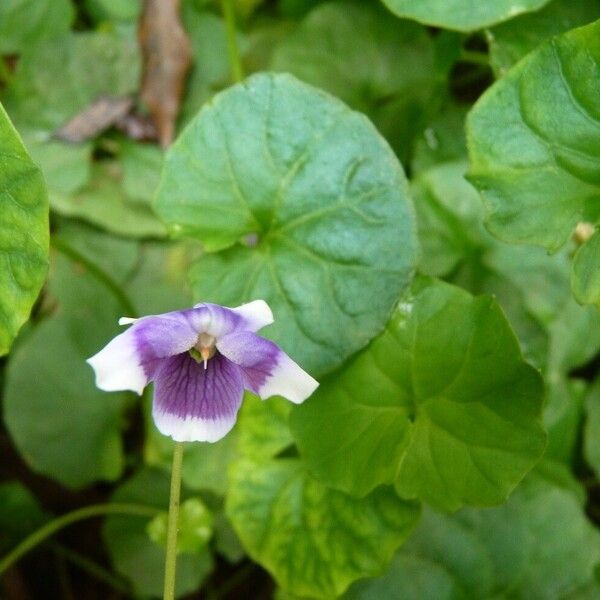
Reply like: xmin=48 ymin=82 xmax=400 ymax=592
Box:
xmin=0 ymin=483 xmax=48 ymax=552
xmin=346 ymin=477 xmax=600 ymax=599
xmin=2 ymin=1 xmax=600 ymax=597
xmin=291 ymin=278 xmax=546 ymax=510
xmin=226 ymin=457 xmax=420 ymax=598
xmin=271 ymin=2 xmax=439 ymax=161
xmin=3 ymin=27 xmax=144 ymax=233
xmin=3 ymin=231 xmax=133 ymax=488
xmin=147 ymin=498 xmax=214 ymax=555
xmin=381 ymin=0 xmax=551 ymax=32
xmin=0 ymin=0 xmax=74 ymax=54
xmin=486 ymin=0 xmax=600 ymax=76
xmin=467 ymin=19 xmax=600 ymax=304
xmin=103 ymin=469 xmax=213 ymax=598
xmin=0 ymin=103 xmax=48 ymax=356
xmin=157 ymin=72 xmax=418 ymax=376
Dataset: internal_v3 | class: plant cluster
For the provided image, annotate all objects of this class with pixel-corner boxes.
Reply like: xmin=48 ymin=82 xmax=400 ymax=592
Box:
xmin=2 ymin=0 xmax=600 ymax=598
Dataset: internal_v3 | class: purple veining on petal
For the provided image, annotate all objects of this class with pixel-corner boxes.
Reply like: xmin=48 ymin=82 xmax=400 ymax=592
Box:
xmin=153 ymin=352 xmax=244 ymax=421
xmin=131 ymin=304 xmax=250 ymax=379
xmin=216 ymin=331 xmax=280 ymax=394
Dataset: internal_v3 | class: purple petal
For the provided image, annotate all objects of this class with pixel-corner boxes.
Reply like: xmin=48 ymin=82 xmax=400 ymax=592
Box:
xmin=216 ymin=331 xmax=318 ymax=404
xmin=152 ymin=352 xmax=244 ymax=442
xmin=87 ymin=309 xmax=203 ymax=393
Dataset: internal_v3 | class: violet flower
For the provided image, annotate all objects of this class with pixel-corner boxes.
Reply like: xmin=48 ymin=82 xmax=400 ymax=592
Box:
xmin=87 ymin=301 xmax=318 ymax=442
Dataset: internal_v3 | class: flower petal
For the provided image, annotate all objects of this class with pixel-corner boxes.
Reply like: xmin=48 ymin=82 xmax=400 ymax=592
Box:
xmin=152 ymin=353 xmax=244 ymax=442
xmin=229 ymin=300 xmax=274 ymax=332
xmin=216 ymin=331 xmax=318 ymax=404
xmin=86 ymin=328 xmax=148 ymax=394
xmin=87 ymin=309 xmax=203 ymax=394
xmin=193 ymin=300 xmax=274 ymax=335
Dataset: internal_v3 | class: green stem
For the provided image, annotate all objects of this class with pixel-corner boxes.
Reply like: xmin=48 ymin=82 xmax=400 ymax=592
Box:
xmin=163 ymin=442 xmax=185 ymax=600
xmin=0 ymin=503 xmax=158 ymax=574
xmin=51 ymin=237 xmax=138 ymax=318
xmin=221 ymin=0 xmax=244 ymax=83
xmin=459 ymin=49 xmax=490 ymax=67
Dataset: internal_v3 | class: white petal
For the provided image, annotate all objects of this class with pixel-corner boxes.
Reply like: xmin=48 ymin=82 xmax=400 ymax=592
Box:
xmin=118 ymin=317 xmax=138 ymax=325
xmin=230 ymin=300 xmax=274 ymax=332
xmin=86 ymin=332 xmax=147 ymax=395
xmin=260 ymin=353 xmax=319 ymax=404
xmin=152 ymin=409 xmax=236 ymax=443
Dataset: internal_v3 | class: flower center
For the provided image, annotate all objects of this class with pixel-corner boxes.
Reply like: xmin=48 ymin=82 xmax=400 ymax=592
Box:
xmin=191 ymin=333 xmax=216 ymax=369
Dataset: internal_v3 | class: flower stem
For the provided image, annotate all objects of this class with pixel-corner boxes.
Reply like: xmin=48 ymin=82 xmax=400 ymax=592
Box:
xmin=221 ymin=0 xmax=244 ymax=83
xmin=0 ymin=503 xmax=158 ymax=574
xmin=163 ymin=441 xmax=185 ymax=600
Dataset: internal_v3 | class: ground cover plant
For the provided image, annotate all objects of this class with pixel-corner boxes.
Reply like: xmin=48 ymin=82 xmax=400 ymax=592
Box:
xmin=2 ymin=0 xmax=600 ymax=598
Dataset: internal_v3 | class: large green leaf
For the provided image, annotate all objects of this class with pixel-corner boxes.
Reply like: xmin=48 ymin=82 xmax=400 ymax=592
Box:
xmin=0 ymin=0 xmax=74 ymax=54
xmin=226 ymin=457 xmax=420 ymax=598
xmin=467 ymin=19 xmax=600 ymax=304
xmin=380 ymin=0 xmax=551 ymax=32
xmin=3 ymin=228 xmax=137 ymax=488
xmin=156 ymin=72 xmax=418 ymax=376
xmin=0 ymin=103 xmax=49 ymax=356
xmin=103 ymin=468 xmax=213 ymax=598
xmin=271 ymin=2 xmax=438 ymax=161
xmin=290 ymin=278 xmax=546 ymax=511
xmin=346 ymin=477 xmax=600 ymax=599
xmin=486 ymin=0 xmax=600 ymax=77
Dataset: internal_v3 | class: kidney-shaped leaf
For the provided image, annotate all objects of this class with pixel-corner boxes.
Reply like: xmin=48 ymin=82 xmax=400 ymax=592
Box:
xmin=155 ymin=72 xmax=418 ymax=375
xmin=0 ymin=103 xmax=48 ymax=356
xmin=290 ymin=278 xmax=546 ymax=511
xmin=467 ymin=20 xmax=600 ymax=302
xmin=226 ymin=457 xmax=420 ymax=598
xmin=381 ymin=0 xmax=551 ymax=32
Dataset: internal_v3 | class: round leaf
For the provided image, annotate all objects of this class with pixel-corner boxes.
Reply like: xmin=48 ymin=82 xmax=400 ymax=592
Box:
xmin=290 ymin=278 xmax=546 ymax=511
xmin=381 ymin=0 xmax=551 ymax=32
xmin=226 ymin=457 xmax=420 ymax=598
xmin=0 ymin=103 xmax=48 ymax=356
xmin=156 ymin=72 xmax=418 ymax=375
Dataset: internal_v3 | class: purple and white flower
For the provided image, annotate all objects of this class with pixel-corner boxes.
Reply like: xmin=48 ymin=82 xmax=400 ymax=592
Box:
xmin=87 ymin=300 xmax=318 ymax=442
